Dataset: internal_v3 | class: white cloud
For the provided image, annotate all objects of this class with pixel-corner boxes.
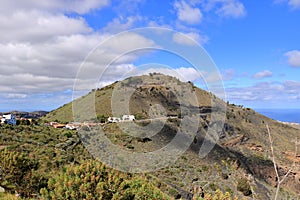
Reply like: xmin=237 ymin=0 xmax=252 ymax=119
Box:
xmin=253 ymin=70 xmax=273 ymax=79
xmin=0 ymin=11 xmax=92 ymax=43
xmin=0 ymin=32 xmax=157 ymax=94
xmin=0 ymin=0 xmax=109 ymax=15
xmin=102 ymin=16 xmax=142 ymax=33
xmin=0 ymin=0 xmax=157 ymax=103
xmin=174 ymin=67 xmax=203 ymax=81
xmin=0 ymin=0 xmax=111 ymax=102
xmin=275 ymin=0 xmax=300 ymax=9
xmin=174 ymin=0 xmax=203 ymax=24
xmin=124 ymin=67 xmax=203 ymax=82
xmin=204 ymin=0 xmax=246 ymax=18
xmin=222 ymin=68 xmax=235 ymax=81
xmin=0 ymin=1 xmax=110 ymax=44
xmin=3 ymin=93 xmax=28 ymax=99
xmin=0 ymin=34 xmax=105 ymax=79
xmin=288 ymin=0 xmax=300 ymax=8
xmin=172 ymin=32 xmax=208 ymax=46
xmin=285 ymin=50 xmax=300 ymax=67
xmin=226 ymin=80 xmax=300 ymax=105
xmin=0 ymin=73 xmax=74 ymax=94
xmin=216 ymin=0 xmax=246 ymax=18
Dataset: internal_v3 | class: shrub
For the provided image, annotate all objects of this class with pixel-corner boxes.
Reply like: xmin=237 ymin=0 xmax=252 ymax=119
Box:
xmin=0 ymin=149 xmax=39 ymax=197
xmin=40 ymin=160 xmax=170 ymax=200
xmin=0 ymin=193 xmax=19 ymax=200
xmin=237 ymin=178 xmax=252 ymax=196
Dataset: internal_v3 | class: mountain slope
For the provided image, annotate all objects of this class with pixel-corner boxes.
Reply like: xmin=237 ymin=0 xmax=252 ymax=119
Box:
xmin=43 ymin=73 xmax=300 ymax=199
xmin=44 ymin=74 xmax=216 ymax=123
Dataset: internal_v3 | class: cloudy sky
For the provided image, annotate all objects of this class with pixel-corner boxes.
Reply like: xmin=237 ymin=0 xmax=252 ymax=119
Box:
xmin=0 ymin=0 xmax=299 ymax=111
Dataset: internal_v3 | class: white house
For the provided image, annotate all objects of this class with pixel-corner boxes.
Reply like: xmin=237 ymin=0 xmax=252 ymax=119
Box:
xmin=1 ymin=114 xmax=17 ymax=125
xmin=65 ymin=122 xmax=81 ymax=130
xmin=108 ymin=117 xmax=121 ymax=123
xmin=122 ymin=115 xmax=135 ymax=121
xmin=108 ymin=115 xmax=135 ymax=123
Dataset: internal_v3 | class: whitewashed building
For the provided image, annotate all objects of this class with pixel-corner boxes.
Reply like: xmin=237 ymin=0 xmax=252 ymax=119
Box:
xmin=122 ymin=115 xmax=135 ymax=121
xmin=108 ymin=115 xmax=135 ymax=123
xmin=108 ymin=117 xmax=121 ymax=123
xmin=1 ymin=114 xmax=17 ymax=125
xmin=66 ymin=123 xmax=80 ymax=130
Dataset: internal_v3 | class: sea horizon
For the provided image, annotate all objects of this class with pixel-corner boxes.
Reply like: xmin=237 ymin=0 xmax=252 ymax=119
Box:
xmin=255 ymin=108 xmax=300 ymax=124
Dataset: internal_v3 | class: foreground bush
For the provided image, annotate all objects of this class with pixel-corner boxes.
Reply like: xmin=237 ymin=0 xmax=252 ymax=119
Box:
xmin=0 ymin=148 xmax=39 ymax=196
xmin=40 ymin=160 xmax=170 ymax=200
xmin=202 ymin=189 xmax=240 ymax=200
xmin=0 ymin=192 xmax=19 ymax=200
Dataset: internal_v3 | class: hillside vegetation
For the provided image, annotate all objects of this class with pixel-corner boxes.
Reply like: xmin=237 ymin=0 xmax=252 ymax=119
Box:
xmin=0 ymin=124 xmax=170 ymax=199
xmin=2 ymin=73 xmax=299 ymax=199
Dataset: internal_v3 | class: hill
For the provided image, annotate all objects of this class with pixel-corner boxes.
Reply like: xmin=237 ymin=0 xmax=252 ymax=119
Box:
xmin=0 ymin=111 xmax=48 ymax=119
xmin=43 ymin=74 xmax=216 ymax=123
xmin=42 ymin=73 xmax=300 ymax=199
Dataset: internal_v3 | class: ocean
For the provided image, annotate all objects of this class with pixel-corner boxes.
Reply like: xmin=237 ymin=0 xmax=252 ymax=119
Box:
xmin=255 ymin=108 xmax=300 ymax=124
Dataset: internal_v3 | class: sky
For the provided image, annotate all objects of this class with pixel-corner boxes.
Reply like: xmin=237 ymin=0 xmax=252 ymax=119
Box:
xmin=0 ymin=0 xmax=300 ymax=111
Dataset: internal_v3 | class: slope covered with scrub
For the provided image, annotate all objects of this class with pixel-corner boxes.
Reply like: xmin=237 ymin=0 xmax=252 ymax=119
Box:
xmin=41 ymin=73 xmax=300 ymax=199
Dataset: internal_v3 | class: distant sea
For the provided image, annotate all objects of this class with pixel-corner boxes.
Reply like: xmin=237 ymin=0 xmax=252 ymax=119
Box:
xmin=255 ymin=108 xmax=300 ymax=124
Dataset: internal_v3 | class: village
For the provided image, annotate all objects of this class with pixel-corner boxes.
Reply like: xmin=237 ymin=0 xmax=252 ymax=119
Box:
xmin=0 ymin=114 xmax=18 ymax=125
xmin=43 ymin=115 xmax=136 ymax=130
xmin=0 ymin=113 xmax=136 ymax=130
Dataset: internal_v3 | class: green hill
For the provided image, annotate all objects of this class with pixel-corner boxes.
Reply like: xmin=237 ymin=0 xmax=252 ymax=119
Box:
xmin=43 ymin=74 xmax=216 ymax=123
xmin=40 ymin=74 xmax=300 ymax=198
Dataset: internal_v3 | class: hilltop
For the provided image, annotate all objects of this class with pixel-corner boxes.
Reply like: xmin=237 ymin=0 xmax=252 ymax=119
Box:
xmin=44 ymin=74 xmax=218 ymax=123
xmin=42 ymin=73 xmax=300 ymax=199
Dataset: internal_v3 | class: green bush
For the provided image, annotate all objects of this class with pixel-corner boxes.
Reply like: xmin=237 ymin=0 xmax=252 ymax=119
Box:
xmin=237 ymin=178 xmax=252 ymax=196
xmin=0 ymin=149 xmax=39 ymax=196
xmin=40 ymin=160 xmax=170 ymax=200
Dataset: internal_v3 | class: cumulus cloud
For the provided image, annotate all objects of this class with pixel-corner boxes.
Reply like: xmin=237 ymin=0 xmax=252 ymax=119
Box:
xmin=0 ymin=34 xmax=104 ymax=79
xmin=122 ymin=66 xmax=204 ymax=83
xmin=0 ymin=0 xmax=109 ymax=15
xmin=0 ymin=0 xmax=110 ymax=98
xmin=174 ymin=67 xmax=203 ymax=81
xmin=102 ymin=16 xmax=142 ymax=33
xmin=204 ymin=0 xmax=246 ymax=18
xmin=226 ymin=80 xmax=300 ymax=106
xmin=275 ymin=0 xmax=300 ymax=9
xmin=216 ymin=0 xmax=246 ymax=18
xmin=172 ymin=32 xmax=208 ymax=46
xmin=0 ymin=11 xmax=92 ymax=43
xmin=285 ymin=50 xmax=300 ymax=67
xmin=221 ymin=68 xmax=235 ymax=81
xmin=0 ymin=0 xmax=159 ymax=111
xmin=174 ymin=0 xmax=203 ymax=24
xmin=288 ymin=0 xmax=300 ymax=8
xmin=0 ymin=32 xmax=157 ymax=93
xmin=3 ymin=93 xmax=28 ymax=99
xmin=252 ymin=70 xmax=273 ymax=79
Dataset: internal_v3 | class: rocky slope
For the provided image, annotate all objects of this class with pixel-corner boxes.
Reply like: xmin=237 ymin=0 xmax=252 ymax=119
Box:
xmin=44 ymin=73 xmax=300 ymax=199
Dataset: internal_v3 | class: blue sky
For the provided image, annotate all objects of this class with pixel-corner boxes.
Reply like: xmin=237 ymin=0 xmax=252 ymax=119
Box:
xmin=0 ymin=0 xmax=299 ymax=111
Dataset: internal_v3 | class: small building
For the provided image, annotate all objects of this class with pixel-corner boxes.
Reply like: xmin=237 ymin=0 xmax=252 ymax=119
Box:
xmin=122 ymin=115 xmax=135 ymax=121
xmin=66 ymin=122 xmax=81 ymax=130
xmin=53 ymin=124 xmax=66 ymax=129
xmin=108 ymin=117 xmax=121 ymax=123
xmin=1 ymin=114 xmax=16 ymax=125
xmin=66 ymin=124 xmax=78 ymax=130
xmin=50 ymin=122 xmax=58 ymax=126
